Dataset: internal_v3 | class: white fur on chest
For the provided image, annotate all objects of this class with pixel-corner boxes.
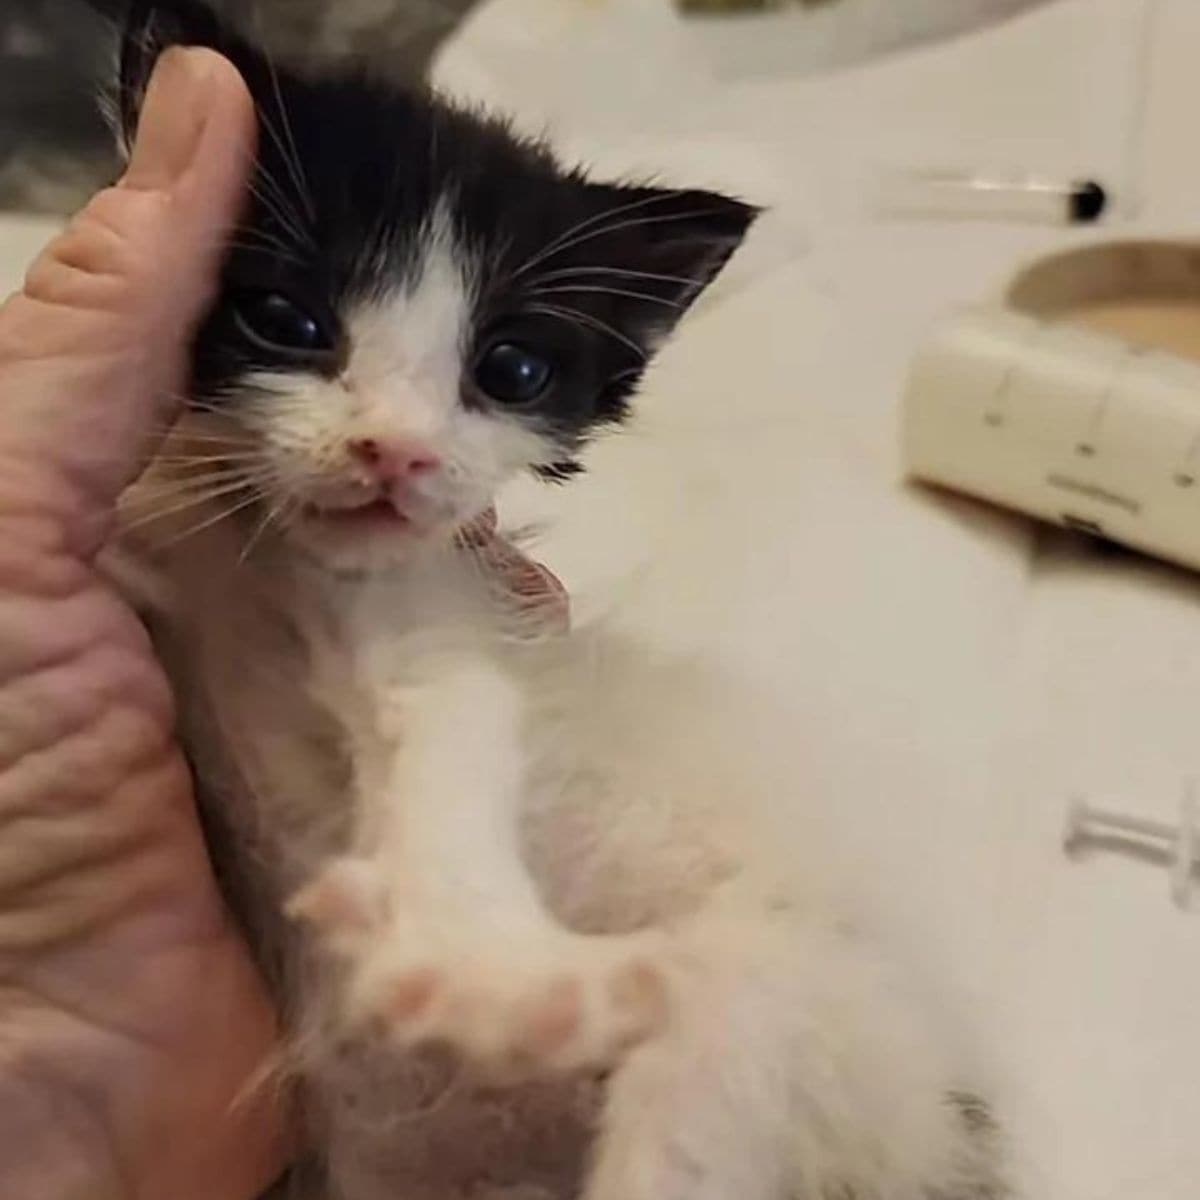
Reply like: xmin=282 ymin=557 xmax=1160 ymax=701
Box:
xmin=138 ymin=527 xmax=512 ymax=872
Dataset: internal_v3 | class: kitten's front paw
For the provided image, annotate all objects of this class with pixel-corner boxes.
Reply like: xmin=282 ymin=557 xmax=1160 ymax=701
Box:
xmin=289 ymin=859 xmax=670 ymax=1082
xmin=354 ymin=935 xmax=670 ymax=1083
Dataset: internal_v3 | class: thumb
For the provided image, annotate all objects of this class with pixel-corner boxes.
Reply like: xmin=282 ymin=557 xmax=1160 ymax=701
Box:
xmin=0 ymin=47 xmax=255 ymax=558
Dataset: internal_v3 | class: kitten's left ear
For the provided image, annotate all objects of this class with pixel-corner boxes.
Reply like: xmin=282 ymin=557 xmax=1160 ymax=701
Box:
xmin=582 ymin=184 xmax=760 ymax=335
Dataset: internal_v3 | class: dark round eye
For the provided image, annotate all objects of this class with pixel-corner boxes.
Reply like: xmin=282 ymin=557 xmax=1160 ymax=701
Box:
xmin=232 ymin=291 xmax=331 ymax=356
xmin=473 ymin=341 xmax=554 ymax=405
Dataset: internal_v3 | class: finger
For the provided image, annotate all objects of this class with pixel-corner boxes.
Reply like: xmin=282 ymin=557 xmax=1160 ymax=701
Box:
xmin=0 ymin=48 xmax=256 ymax=558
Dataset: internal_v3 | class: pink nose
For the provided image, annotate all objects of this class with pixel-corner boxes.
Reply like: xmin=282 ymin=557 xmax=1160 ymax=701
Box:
xmin=348 ymin=436 xmax=441 ymax=483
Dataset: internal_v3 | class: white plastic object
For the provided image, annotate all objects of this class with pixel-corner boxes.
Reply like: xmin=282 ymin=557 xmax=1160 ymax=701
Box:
xmin=903 ymin=238 xmax=1200 ymax=572
xmin=903 ymin=304 xmax=1200 ymax=570
xmin=1063 ymin=785 xmax=1200 ymax=909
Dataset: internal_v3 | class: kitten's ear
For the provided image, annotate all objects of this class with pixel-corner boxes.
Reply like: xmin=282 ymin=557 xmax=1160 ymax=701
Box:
xmin=87 ymin=0 xmax=242 ymax=154
xmin=581 ymin=184 xmax=760 ymax=338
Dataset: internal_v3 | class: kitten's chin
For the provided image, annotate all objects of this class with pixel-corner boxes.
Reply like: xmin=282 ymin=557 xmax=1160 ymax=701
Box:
xmin=285 ymin=506 xmax=450 ymax=574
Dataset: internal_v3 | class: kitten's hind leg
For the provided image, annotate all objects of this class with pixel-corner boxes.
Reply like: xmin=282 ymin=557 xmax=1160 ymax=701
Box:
xmin=583 ymin=899 xmax=1004 ymax=1200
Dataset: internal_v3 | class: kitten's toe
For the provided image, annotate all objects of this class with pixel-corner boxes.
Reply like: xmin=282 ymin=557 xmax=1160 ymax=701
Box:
xmin=287 ymin=857 xmax=387 ymax=949
xmin=506 ymin=952 xmax=669 ymax=1076
xmin=351 ymin=932 xmax=671 ymax=1082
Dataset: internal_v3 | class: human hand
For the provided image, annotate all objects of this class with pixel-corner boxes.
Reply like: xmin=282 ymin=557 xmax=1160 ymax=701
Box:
xmin=0 ymin=48 xmax=287 ymax=1200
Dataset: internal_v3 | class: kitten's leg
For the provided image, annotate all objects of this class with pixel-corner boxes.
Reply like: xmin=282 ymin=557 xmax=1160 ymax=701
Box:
xmin=293 ymin=650 xmax=668 ymax=1080
xmin=583 ymin=900 xmax=1003 ymax=1200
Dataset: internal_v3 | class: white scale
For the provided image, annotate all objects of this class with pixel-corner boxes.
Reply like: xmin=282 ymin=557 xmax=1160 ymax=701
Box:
xmin=904 ymin=240 xmax=1200 ymax=572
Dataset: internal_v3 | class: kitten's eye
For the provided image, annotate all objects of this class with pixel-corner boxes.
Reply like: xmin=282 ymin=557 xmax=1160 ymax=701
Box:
xmin=233 ymin=291 xmax=332 ymax=356
xmin=473 ymin=341 xmax=554 ymax=405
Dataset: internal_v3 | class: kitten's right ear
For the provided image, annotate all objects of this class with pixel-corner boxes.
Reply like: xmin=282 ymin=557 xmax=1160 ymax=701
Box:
xmin=86 ymin=0 xmax=235 ymax=154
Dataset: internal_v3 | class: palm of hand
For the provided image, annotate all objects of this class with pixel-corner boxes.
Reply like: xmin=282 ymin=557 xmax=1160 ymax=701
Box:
xmin=0 ymin=540 xmax=284 ymax=1200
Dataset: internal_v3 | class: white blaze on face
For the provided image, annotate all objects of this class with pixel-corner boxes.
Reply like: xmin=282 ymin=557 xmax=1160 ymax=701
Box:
xmin=345 ymin=206 xmax=471 ymax=441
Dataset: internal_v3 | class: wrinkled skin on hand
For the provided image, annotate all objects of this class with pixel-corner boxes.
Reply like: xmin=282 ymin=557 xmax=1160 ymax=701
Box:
xmin=0 ymin=48 xmax=287 ymax=1200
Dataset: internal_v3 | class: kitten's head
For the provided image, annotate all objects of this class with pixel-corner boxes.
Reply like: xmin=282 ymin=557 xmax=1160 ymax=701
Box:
xmin=109 ymin=0 xmax=757 ymax=571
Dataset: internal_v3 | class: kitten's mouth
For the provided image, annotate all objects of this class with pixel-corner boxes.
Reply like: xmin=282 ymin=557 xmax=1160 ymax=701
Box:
xmin=301 ymin=497 xmax=413 ymax=529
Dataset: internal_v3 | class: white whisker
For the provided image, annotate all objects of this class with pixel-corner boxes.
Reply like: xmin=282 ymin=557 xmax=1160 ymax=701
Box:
xmin=247 ymin=167 xmax=314 ymax=254
xmin=528 ymin=285 xmax=684 ymax=309
xmin=529 ymin=265 xmax=704 ymax=289
xmin=153 ymin=490 xmax=271 ymax=553
xmin=130 ymin=468 xmax=269 ymax=500
xmin=121 ymin=471 xmax=274 ymax=533
xmin=265 ymin=56 xmax=316 ymax=224
xmin=519 ymin=208 xmax=731 ymax=274
xmin=144 ymin=430 xmax=257 ymax=446
xmin=526 ymin=303 xmax=647 ymax=360
xmin=154 ymin=451 xmax=272 ymax=468
xmin=237 ymin=481 xmax=302 ymax=566
xmin=251 ymin=24 xmax=317 ymax=231
xmin=511 ymin=189 xmax=688 ymax=282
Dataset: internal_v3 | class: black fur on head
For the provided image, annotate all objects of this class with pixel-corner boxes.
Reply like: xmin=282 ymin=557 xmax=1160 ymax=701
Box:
xmin=94 ymin=0 xmax=758 ymax=476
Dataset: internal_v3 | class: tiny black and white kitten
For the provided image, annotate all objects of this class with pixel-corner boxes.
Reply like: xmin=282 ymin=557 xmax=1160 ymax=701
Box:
xmin=98 ymin=3 xmax=1005 ymax=1199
